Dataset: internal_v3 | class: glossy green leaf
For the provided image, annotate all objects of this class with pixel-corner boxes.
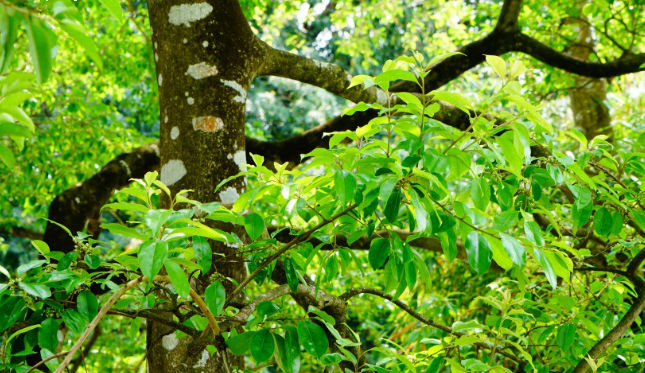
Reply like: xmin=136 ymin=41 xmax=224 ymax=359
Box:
xmin=77 ymin=290 xmax=98 ymax=321
xmin=204 ymin=281 xmax=226 ymax=316
xmin=485 ymin=55 xmax=506 ymax=78
xmin=556 ymin=323 xmax=576 ymax=350
xmin=368 ymin=238 xmax=390 ymax=270
xmin=470 ymin=177 xmax=490 ymax=211
xmin=19 ymin=282 xmax=51 ymax=299
xmin=164 ymin=259 xmax=190 ymax=299
xmin=384 ymin=186 xmax=402 ymax=223
xmin=138 ymin=240 xmax=168 ymax=281
xmin=593 ymin=207 xmax=612 ymax=237
xmin=465 ymin=231 xmax=492 ymax=274
xmin=250 ymin=329 xmax=275 ymax=363
xmin=297 ymin=321 xmax=328 ymax=358
xmin=192 ymin=236 xmax=212 ymax=273
xmin=500 ymin=233 xmax=525 ymax=267
xmin=226 ymin=331 xmax=254 ymax=355
xmin=284 ymin=257 xmax=300 ymax=293
xmin=24 ymin=16 xmax=56 ymax=83
xmin=99 ymin=0 xmax=124 ymax=20
xmin=0 ymin=143 xmax=15 ymax=167
xmin=244 ymin=212 xmax=265 ymax=241
xmin=532 ymin=248 xmax=557 ymax=289
xmin=38 ymin=318 xmax=60 ymax=352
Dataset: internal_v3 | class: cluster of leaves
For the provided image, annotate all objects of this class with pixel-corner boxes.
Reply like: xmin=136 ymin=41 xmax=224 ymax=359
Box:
xmin=2 ymin=52 xmax=642 ymax=372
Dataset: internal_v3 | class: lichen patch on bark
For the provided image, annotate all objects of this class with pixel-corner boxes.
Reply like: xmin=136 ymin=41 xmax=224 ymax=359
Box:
xmin=170 ymin=126 xmax=180 ymax=140
xmin=161 ymin=333 xmax=179 ymax=351
xmin=219 ymin=186 xmax=240 ymax=205
xmin=228 ymin=150 xmax=246 ymax=169
xmin=192 ymin=116 xmax=224 ymax=132
xmin=160 ymin=160 xmax=187 ymax=186
xmin=221 ymin=80 xmax=247 ymax=104
xmin=186 ymin=62 xmax=219 ymax=80
xmin=192 ymin=350 xmax=210 ymax=368
xmin=168 ymin=3 xmax=213 ymax=27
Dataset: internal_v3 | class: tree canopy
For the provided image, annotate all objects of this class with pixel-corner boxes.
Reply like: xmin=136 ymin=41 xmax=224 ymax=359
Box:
xmin=0 ymin=0 xmax=643 ymax=372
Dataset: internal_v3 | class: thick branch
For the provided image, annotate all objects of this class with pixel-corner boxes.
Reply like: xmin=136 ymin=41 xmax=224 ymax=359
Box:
xmin=43 ymin=143 xmax=160 ymax=252
xmin=512 ymin=33 xmax=645 ymax=78
xmin=259 ymin=41 xmax=386 ymax=105
xmin=494 ymin=0 xmax=523 ymax=33
xmin=572 ymin=290 xmax=645 ymax=373
xmin=0 ymin=226 xmax=43 ymax=240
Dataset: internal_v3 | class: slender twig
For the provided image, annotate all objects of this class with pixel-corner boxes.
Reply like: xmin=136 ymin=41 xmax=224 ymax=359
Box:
xmin=25 ymin=351 xmax=69 ymax=373
xmin=53 ymin=277 xmax=144 ymax=373
xmin=154 ymin=276 xmax=220 ymax=335
xmin=227 ymin=204 xmax=357 ymax=303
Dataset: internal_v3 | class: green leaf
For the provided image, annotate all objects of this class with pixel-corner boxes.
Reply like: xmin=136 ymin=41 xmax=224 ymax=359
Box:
xmin=58 ymin=20 xmax=103 ymax=69
xmin=164 ymin=260 xmax=190 ymax=299
xmin=244 ymin=213 xmax=265 ymax=241
xmin=38 ymin=318 xmax=61 ymax=352
xmin=409 ymin=191 xmax=427 ymax=232
xmin=257 ymin=301 xmax=280 ymax=319
xmin=0 ymin=122 xmax=32 ymax=138
xmin=524 ymin=220 xmax=545 ymax=246
xmin=192 ymin=236 xmax=212 ymax=273
xmin=532 ymin=248 xmax=557 ymax=289
xmin=19 ymin=282 xmax=51 ymax=299
xmin=84 ymin=254 xmax=100 ymax=269
xmin=24 ymin=16 xmax=56 ymax=83
xmin=250 ymin=329 xmax=275 ymax=363
xmin=138 ymin=240 xmax=168 ymax=281
xmin=0 ymin=143 xmax=15 ymax=167
xmin=593 ymin=207 xmax=612 ymax=237
xmin=0 ymin=11 xmax=20 ymax=73
xmin=204 ymin=281 xmax=226 ymax=316
xmin=226 ymin=331 xmax=255 ymax=355
xmin=485 ymin=55 xmax=506 ymax=79
xmin=464 ymin=231 xmax=492 ymax=274
xmin=500 ymin=233 xmax=525 ymax=267
xmin=0 ymin=296 xmax=26 ymax=332
xmin=384 ymin=186 xmax=402 ymax=223
xmin=556 ymin=323 xmax=576 ymax=350
xmin=470 ymin=177 xmax=490 ymax=211
xmin=102 ymin=223 xmax=147 ymax=240
xmin=17 ymin=260 xmax=47 ymax=276
xmin=297 ymin=321 xmax=328 ymax=358
xmin=284 ymin=257 xmax=300 ymax=293
xmin=61 ymin=309 xmax=88 ymax=334
xmin=77 ymin=290 xmax=98 ymax=321
xmin=368 ymin=238 xmax=390 ymax=270
xmin=335 ymin=171 xmax=357 ymax=204
xmin=31 ymin=240 xmax=50 ymax=255
xmin=282 ymin=326 xmax=301 ymax=373
xmin=497 ymin=133 xmax=522 ymax=177
xmin=98 ymin=0 xmax=124 ymax=20
xmin=6 ymin=324 xmax=40 ymax=346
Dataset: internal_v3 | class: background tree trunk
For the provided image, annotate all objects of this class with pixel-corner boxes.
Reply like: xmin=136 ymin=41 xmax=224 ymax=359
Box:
xmin=566 ymin=2 xmax=613 ymax=141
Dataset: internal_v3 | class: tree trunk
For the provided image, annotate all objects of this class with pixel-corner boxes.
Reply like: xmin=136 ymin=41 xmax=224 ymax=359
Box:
xmin=566 ymin=2 xmax=612 ymax=141
xmin=146 ymin=1 xmax=264 ymax=371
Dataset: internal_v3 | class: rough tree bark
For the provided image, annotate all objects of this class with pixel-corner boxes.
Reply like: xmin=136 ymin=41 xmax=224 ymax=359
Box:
xmin=145 ymin=1 xmax=264 ymax=371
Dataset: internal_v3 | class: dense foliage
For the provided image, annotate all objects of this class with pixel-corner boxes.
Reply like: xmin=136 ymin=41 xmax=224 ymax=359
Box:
xmin=0 ymin=0 xmax=643 ymax=372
